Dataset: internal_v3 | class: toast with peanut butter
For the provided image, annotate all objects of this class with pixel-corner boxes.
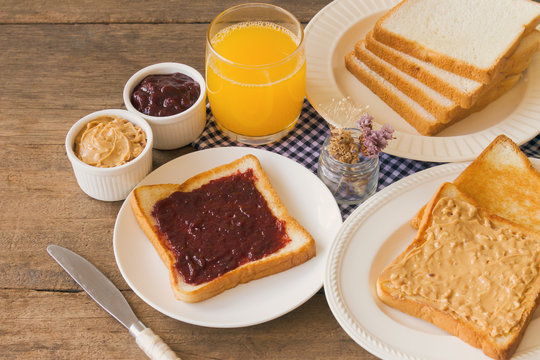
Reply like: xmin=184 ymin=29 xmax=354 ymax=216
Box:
xmin=378 ymin=182 xmax=540 ymax=360
xmin=411 ymin=135 xmax=540 ymax=232
xmin=130 ymin=154 xmax=316 ymax=303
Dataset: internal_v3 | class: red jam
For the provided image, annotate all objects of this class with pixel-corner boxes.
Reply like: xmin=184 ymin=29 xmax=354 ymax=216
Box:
xmin=151 ymin=169 xmax=291 ymax=285
xmin=131 ymin=72 xmax=201 ymax=117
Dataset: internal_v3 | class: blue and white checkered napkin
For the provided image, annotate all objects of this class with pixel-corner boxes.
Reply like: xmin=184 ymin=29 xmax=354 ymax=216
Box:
xmin=193 ymin=100 xmax=540 ymax=218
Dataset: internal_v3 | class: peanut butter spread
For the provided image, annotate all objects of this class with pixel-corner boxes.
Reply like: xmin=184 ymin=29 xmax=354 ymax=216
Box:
xmin=74 ymin=116 xmax=146 ymax=168
xmin=385 ymin=197 xmax=540 ymax=337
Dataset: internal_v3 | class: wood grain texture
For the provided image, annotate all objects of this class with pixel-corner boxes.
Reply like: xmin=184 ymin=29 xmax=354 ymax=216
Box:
xmin=0 ymin=0 xmax=380 ymax=359
xmin=0 ymin=0 xmax=327 ymax=23
xmin=1 ymin=290 xmax=372 ymax=359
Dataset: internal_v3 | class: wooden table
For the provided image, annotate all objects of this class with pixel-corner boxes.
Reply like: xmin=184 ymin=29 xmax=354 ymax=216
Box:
xmin=0 ymin=1 xmax=381 ymax=359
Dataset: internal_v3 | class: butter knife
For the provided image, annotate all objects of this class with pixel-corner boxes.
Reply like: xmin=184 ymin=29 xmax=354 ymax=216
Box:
xmin=47 ymin=245 xmax=180 ymax=360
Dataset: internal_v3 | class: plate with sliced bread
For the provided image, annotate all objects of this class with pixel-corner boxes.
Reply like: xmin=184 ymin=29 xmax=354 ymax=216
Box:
xmin=113 ymin=147 xmax=342 ymax=328
xmin=305 ymin=0 xmax=540 ymax=162
xmin=324 ymin=135 xmax=540 ymax=360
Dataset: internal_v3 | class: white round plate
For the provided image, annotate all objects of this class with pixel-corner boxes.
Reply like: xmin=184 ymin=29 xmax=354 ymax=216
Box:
xmin=304 ymin=0 xmax=540 ymax=162
xmin=113 ymin=147 xmax=342 ymax=328
xmin=324 ymin=158 xmax=540 ymax=360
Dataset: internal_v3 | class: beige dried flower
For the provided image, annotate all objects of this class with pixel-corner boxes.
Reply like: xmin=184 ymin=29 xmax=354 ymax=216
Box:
xmin=327 ymin=127 xmax=360 ymax=164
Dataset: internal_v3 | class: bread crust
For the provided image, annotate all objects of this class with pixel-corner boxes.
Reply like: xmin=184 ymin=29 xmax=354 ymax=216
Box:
xmin=377 ymin=280 xmax=540 ymax=360
xmin=378 ymin=182 xmax=540 ymax=360
xmin=372 ymin=0 xmax=540 ymax=84
xmin=130 ymin=154 xmax=316 ymax=302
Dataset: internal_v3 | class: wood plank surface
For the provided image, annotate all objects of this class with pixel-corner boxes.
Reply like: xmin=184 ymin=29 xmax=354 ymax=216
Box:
xmin=2 ymin=290 xmax=373 ymax=359
xmin=4 ymin=0 xmax=539 ymax=357
xmin=0 ymin=0 xmax=328 ymax=23
xmin=0 ymin=23 xmax=208 ymax=291
xmin=0 ymin=0 xmax=381 ymax=359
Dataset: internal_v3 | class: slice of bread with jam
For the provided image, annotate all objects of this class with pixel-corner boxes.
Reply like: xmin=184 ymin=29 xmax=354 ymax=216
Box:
xmin=131 ymin=154 xmax=316 ymax=302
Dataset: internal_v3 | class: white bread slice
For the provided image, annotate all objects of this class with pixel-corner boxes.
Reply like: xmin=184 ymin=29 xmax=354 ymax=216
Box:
xmin=131 ymin=154 xmax=316 ymax=302
xmin=378 ymin=182 xmax=540 ymax=360
xmin=355 ymin=40 xmax=462 ymax=123
xmin=344 ymin=52 xmax=521 ymax=136
xmin=372 ymin=0 xmax=540 ymax=84
xmin=411 ymin=135 xmax=540 ymax=232
xmin=364 ymin=30 xmax=540 ymax=108
xmin=345 ymin=51 xmax=439 ymax=135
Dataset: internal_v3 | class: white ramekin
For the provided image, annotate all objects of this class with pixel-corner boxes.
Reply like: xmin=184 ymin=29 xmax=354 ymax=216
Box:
xmin=123 ymin=62 xmax=207 ymax=150
xmin=65 ymin=109 xmax=153 ymax=201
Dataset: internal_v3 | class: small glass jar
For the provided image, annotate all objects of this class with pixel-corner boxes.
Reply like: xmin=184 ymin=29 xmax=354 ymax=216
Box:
xmin=317 ymin=129 xmax=380 ymax=205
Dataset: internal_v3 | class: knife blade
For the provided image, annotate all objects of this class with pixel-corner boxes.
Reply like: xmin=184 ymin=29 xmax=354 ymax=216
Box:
xmin=47 ymin=244 xmax=180 ymax=360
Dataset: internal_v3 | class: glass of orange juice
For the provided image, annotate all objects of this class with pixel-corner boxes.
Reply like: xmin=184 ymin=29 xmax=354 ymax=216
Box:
xmin=206 ymin=3 xmax=306 ymax=145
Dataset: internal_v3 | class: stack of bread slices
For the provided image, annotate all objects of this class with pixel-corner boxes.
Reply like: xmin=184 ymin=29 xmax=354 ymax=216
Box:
xmin=345 ymin=0 xmax=540 ymax=136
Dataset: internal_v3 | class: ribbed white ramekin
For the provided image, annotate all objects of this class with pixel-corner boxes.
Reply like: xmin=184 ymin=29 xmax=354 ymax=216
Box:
xmin=123 ymin=62 xmax=206 ymax=150
xmin=65 ymin=109 xmax=153 ymax=201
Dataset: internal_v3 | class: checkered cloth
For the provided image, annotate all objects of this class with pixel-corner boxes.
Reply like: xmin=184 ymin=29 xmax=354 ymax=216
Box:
xmin=194 ymin=99 xmax=540 ymax=219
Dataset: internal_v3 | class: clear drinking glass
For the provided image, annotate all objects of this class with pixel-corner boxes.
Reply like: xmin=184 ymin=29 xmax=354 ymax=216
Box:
xmin=206 ymin=3 xmax=306 ymax=145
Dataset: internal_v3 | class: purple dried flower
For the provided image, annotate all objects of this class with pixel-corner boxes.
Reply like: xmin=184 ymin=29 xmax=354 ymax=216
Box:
xmin=356 ymin=113 xmax=374 ymax=134
xmin=363 ymin=125 xmax=394 ymax=157
xmin=355 ymin=113 xmax=394 ymax=158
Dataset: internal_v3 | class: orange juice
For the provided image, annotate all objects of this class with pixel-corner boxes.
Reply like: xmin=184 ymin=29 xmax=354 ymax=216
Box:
xmin=206 ymin=21 xmax=305 ymax=137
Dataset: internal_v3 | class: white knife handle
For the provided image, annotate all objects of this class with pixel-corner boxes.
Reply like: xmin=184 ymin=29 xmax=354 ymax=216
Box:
xmin=130 ymin=322 xmax=180 ymax=360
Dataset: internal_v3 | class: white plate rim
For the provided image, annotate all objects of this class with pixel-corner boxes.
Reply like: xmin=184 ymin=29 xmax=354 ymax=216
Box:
xmin=304 ymin=0 xmax=540 ymax=162
xmin=324 ymin=158 xmax=540 ymax=360
xmin=113 ymin=147 xmax=343 ymax=328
